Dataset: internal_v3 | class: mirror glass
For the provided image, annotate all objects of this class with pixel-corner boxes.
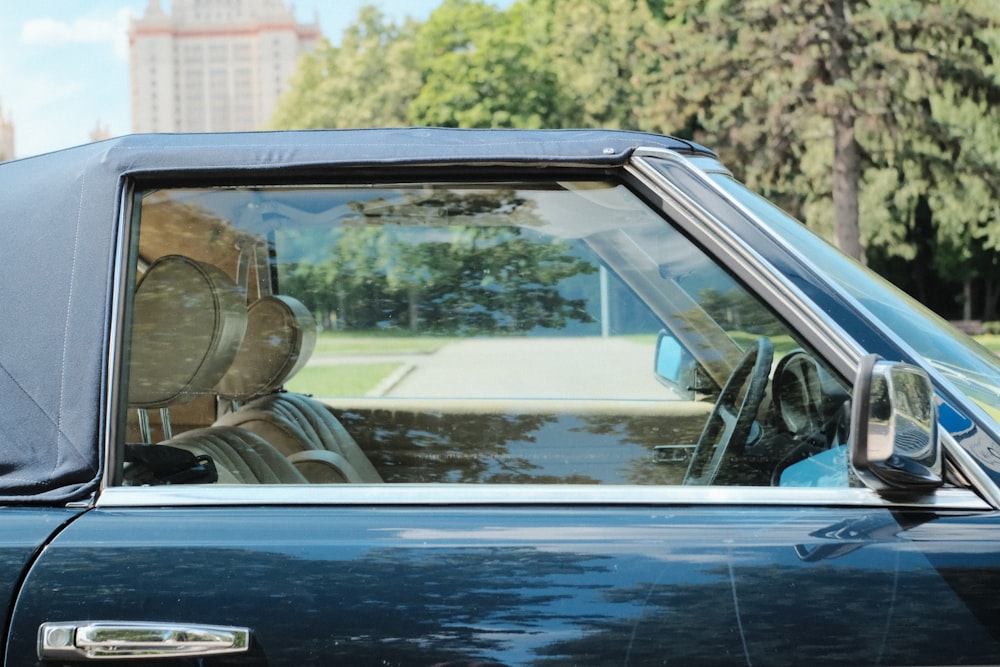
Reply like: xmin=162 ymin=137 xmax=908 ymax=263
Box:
xmin=853 ymin=357 xmax=942 ymax=490
xmin=654 ymin=332 xmax=694 ymax=399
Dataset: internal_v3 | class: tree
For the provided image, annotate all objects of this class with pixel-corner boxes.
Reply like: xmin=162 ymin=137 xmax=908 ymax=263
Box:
xmin=638 ymin=0 xmax=1000 ymax=264
xmin=408 ymin=0 xmax=565 ymax=128
xmin=269 ymin=0 xmax=1000 ymax=319
xmin=856 ymin=7 xmax=1000 ymax=319
xmin=278 ymin=189 xmax=598 ymax=335
xmin=517 ymin=0 xmax=665 ymax=129
xmin=270 ymin=7 xmax=420 ymax=129
xmin=271 ymin=0 xmax=669 ymax=132
xmin=920 ymin=83 xmax=1000 ymax=320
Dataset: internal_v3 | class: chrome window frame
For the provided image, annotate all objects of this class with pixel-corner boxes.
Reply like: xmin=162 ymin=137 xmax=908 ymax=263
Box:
xmin=100 ymin=160 xmax=999 ymax=511
xmin=626 ymin=150 xmax=862 ymax=380
xmin=96 ymin=484 xmax=988 ymax=510
xmin=102 ymin=179 xmax=139 ymax=493
xmin=631 ymin=148 xmax=1000 ymax=509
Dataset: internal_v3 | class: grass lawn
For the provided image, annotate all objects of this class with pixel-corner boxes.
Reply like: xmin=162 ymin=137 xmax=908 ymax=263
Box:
xmin=286 ymin=362 xmax=403 ymax=397
xmin=312 ymin=332 xmax=454 ymax=356
xmin=974 ymin=335 xmax=1000 ymax=354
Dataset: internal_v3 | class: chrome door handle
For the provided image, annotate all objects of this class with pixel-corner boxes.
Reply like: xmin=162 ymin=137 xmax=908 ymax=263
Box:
xmin=38 ymin=621 xmax=250 ymax=660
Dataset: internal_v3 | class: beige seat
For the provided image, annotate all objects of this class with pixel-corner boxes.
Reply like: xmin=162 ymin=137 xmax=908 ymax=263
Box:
xmin=213 ymin=293 xmax=383 ymax=484
xmin=126 ymin=255 xmax=306 ymax=485
xmin=218 ymin=392 xmax=382 ymax=483
xmin=165 ymin=426 xmax=307 ymax=484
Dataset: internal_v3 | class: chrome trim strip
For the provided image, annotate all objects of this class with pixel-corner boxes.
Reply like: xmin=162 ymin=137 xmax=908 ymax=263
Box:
xmin=101 ymin=179 xmax=135 ymax=493
xmin=943 ymin=430 xmax=1000 ymax=508
xmin=96 ymin=485 xmax=990 ymax=511
xmin=679 ymin=155 xmax=734 ymax=176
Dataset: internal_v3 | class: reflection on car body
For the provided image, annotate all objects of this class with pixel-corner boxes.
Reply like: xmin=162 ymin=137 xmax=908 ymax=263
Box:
xmin=1 ymin=128 xmax=1000 ymax=665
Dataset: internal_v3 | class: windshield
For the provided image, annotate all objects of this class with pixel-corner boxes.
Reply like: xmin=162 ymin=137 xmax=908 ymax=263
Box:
xmin=707 ymin=173 xmax=1000 ymax=424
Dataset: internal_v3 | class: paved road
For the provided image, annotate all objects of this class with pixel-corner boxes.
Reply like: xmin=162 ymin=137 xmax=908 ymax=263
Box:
xmin=374 ymin=337 xmax=670 ymax=399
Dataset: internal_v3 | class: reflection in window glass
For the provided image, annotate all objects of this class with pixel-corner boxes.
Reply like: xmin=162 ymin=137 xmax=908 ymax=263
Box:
xmin=708 ymin=171 xmax=1000 ymax=428
xmin=124 ymin=181 xmax=852 ymax=487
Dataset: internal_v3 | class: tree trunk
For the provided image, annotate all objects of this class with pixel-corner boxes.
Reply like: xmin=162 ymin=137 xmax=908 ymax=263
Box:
xmin=964 ymin=278 xmax=973 ymax=322
xmin=408 ymin=285 xmax=420 ymax=332
xmin=825 ymin=0 xmax=864 ymax=263
xmin=832 ymin=110 xmax=864 ymax=262
xmin=985 ymin=278 xmax=1000 ymax=322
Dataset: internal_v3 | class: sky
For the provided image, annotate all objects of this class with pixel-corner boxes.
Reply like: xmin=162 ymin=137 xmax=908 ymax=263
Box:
xmin=0 ymin=0 xmax=454 ymax=159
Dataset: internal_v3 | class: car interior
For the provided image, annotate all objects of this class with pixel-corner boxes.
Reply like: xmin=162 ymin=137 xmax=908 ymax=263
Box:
xmin=121 ymin=180 xmax=854 ymax=488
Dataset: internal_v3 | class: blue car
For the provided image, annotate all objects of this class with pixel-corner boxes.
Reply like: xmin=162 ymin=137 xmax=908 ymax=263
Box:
xmin=3 ymin=128 xmax=1000 ymax=665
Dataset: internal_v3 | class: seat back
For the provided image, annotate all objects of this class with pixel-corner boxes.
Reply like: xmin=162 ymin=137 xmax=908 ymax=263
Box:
xmin=165 ymin=426 xmax=308 ymax=484
xmin=125 ymin=255 xmax=305 ymax=485
xmin=128 ymin=255 xmax=248 ymax=409
xmin=211 ymin=290 xmax=383 ymax=483
xmin=215 ymin=294 xmax=317 ymax=400
xmin=218 ymin=392 xmax=383 ymax=483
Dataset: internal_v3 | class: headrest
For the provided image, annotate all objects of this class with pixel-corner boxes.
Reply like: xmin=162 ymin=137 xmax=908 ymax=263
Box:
xmin=128 ymin=255 xmax=248 ymax=408
xmin=214 ymin=294 xmax=317 ymax=401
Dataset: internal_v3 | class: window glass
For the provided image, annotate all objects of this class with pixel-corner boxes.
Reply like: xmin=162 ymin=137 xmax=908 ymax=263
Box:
xmin=123 ymin=181 xmax=852 ymax=487
xmin=703 ymin=172 xmax=1000 ymax=429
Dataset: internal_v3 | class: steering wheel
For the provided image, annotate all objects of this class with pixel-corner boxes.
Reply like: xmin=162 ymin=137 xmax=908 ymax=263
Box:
xmin=683 ymin=337 xmax=773 ymax=485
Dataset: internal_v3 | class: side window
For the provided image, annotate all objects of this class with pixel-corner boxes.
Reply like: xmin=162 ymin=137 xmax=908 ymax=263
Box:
xmin=122 ymin=181 xmax=852 ymax=487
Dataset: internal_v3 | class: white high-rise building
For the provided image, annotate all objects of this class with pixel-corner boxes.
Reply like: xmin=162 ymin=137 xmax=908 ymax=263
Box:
xmin=0 ymin=100 xmax=14 ymax=161
xmin=129 ymin=0 xmax=319 ymax=133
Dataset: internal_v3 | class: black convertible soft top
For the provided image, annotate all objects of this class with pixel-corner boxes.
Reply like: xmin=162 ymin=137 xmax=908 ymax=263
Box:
xmin=0 ymin=127 xmax=711 ymax=503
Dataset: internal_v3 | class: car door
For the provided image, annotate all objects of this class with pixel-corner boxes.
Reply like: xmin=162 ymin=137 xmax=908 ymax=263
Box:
xmin=8 ymin=501 xmax=1000 ymax=666
xmin=0 ymin=509 xmax=83 ymax=662
xmin=8 ymin=152 xmax=1000 ymax=666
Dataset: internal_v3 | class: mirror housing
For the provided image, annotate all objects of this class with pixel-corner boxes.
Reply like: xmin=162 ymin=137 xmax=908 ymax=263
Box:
xmin=850 ymin=355 xmax=942 ymax=491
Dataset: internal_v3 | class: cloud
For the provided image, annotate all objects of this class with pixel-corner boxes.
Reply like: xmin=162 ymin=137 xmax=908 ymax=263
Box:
xmin=19 ymin=8 xmax=134 ymax=60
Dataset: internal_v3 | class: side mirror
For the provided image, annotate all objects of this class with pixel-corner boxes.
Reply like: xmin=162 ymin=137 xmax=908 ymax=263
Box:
xmin=654 ymin=332 xmax=695 ymax=399
xmin=850 ymin=355 xmax=942 ymax=491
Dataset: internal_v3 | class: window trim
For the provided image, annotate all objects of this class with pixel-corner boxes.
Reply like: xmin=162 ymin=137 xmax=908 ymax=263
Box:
xmin=626 ymin=152 xmax=863 ymax=381
xmin=104 ymin=179 xmax=141 ymax=492
xmin=629 ymin=149 xmax=1000 ymax=510
xmin=104 ymin=163 xmax=996 ymax=509
xmin=95 ymin=484 xmax=990 ymax=510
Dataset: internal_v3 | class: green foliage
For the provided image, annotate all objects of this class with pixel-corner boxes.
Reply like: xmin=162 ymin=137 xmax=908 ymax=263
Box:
xmin=279 ymin=190 xmax=598 ymax=335
xmin=269 ymin=0 xmax=1000 ymax=320
xmin=272 ymin=0 xmax=660 ymax=131
xmin=526 ymin=0 xmax=664 ymax=129
xmin=636 ymin=0 xmax=1000 ymax=267
xmin=409 ymin=0 xmax=562 ymax=127
xmin=312 ymin=333 xmax=453 ymax=356
xmin=270 ymin=7 xmax=420 ymax=129
xmin=285 ymin=363 xmax=402 ymax=397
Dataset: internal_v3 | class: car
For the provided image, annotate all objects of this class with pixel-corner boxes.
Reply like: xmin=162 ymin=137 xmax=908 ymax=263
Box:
xmin=2 ymin=127 xmax=1000 ymax=666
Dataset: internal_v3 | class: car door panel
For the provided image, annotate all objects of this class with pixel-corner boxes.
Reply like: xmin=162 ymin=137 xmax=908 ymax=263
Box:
xmin=8 ymin=505 xmax=1000 ymax=666
xmin=0 ymin=509 xmax=81 ymax=661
